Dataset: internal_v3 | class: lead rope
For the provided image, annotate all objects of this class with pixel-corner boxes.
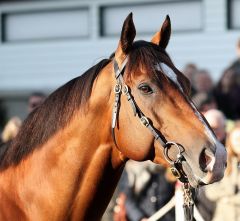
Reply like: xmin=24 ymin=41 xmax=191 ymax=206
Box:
xmin=112 ymin=57 xmax=195 ymax=221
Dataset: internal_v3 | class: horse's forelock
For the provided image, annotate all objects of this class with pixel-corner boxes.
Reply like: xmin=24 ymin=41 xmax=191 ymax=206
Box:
xmin=126 ymin=41 xmax=191 ymax=96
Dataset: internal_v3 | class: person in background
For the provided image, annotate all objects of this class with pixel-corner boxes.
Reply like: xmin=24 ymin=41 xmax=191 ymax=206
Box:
xmin=213 ymin=67 xmax=240 ymax=120
xmin=193 ymin=109 xmax=227 ymax=221
xmin=28 ymin=92 xmax=46 ymax=113
xmin=0 ymin=116 xmax=22 ymax=159
xmin=192 ymin=92 xmax=217 ymax=114
xmin=0 ymin=91 xmax=46 ymax=158
xmin=114 ymin=160 xmax=175 ymax=221
xmin=204 ymin=109 xmax=227 ymax=144
xmin=193 ymin=69 xmax=213 ymax=94
xmin=182 ymin=63 xmax=198 ymax=96
xmin=1 ymin=92 xmax=45 ymax=142
xmin=1 ymin=116 xmax=22 ymax=144
xmin=205 ymin=122 xmax=240 ymax=221
xmin=230 ymin=38 xmax=240 ymax=70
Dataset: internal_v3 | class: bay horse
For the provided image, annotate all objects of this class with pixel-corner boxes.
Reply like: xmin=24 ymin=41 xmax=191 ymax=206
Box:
xmin=0 ymin=14 xmax=226 ymax=221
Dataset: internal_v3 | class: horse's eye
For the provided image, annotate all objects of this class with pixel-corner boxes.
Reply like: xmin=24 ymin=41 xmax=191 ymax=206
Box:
xmin=138 ymin=84 xmax=153 ymax=94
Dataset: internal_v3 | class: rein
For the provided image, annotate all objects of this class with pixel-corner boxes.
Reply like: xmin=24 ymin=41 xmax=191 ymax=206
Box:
xmin=111 ymin=57 xmax=195 ymax=221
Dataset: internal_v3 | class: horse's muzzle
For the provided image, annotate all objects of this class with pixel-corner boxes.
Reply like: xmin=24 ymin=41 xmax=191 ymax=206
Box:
xmin=181 ymin=141 xmax=227 ymax=188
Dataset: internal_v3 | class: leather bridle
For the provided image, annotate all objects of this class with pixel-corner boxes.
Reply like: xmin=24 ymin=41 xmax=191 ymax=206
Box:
xmin=111 ymin=57 xmax=195 ymax=221
xmin=111 ymin=57 xmax=188 ymax=182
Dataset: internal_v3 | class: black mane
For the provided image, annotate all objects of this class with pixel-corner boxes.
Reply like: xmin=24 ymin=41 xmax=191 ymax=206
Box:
xmin=0 ymin=59 xmax=111 ymax=169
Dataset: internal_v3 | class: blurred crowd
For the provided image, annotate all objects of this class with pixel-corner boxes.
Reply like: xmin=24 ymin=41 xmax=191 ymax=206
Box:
xmin=1 ymin=39 xmax=240 ymax=221
xmin=0 ymin=92 xmax=46 ymax=146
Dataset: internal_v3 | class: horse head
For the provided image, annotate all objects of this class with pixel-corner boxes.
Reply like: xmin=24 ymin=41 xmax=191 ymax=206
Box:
xmin=112 ymin=13 xmax=227 ymax=187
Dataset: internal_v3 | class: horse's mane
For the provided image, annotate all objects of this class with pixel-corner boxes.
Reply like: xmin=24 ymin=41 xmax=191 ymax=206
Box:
xmin=0 ymin=59 xmax=111 ymax=169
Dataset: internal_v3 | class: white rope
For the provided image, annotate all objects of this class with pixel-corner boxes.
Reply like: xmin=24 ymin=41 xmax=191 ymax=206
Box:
xmin=147 ymin=196 xmax=175 ymax=221
xmin=146 ymin=195 xmax=205 ymax=221
xmin=193 ymin=205 xmax=205 ymax=221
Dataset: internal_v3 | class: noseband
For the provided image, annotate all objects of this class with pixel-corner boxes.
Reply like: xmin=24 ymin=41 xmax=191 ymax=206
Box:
xmin=111 ymin=57 xmax=195 ymax=221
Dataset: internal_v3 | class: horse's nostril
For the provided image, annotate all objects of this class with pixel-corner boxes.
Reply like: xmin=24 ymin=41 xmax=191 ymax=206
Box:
xmin=199 ymin=148 xmax=215 ymax=172
xmin=225 ymin=162 xmax=227 ymax=168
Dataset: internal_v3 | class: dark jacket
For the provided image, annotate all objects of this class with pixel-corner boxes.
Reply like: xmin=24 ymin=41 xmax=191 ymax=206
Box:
xmin=121 ymin=161 xmax=175 ymax=221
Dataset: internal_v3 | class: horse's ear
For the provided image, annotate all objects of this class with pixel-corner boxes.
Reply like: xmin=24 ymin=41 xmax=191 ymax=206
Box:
xmin=115 ymin=13 xmax=136 ymax=60
xmin=151 ymin=15 xmax=171 ymax=49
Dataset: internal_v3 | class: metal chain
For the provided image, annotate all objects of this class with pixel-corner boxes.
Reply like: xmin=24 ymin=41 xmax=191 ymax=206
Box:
xmin=183 ymin=183 xmax=194 ymax=221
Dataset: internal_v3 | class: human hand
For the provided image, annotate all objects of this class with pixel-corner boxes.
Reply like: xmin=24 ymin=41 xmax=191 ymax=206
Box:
xmin=140 ymin=218 xmax=148 ymax=221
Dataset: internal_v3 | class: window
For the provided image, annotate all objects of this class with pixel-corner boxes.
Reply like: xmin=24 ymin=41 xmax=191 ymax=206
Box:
xmin=2 ymin=8 xmax=89 ymax=42
xmin=100 ymin=1 xmax=203 ymax=36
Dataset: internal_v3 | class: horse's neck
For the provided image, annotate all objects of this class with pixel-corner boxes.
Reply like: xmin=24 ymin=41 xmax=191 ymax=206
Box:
xmin=70 ymin=64 xmax=125 ymax=220
xmin=0 ymin=65 xmax=125 ymax=221
xmin=70 ymin=142 xmax=125 ymax=220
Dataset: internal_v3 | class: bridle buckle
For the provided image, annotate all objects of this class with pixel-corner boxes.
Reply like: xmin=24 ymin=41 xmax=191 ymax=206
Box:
xmin=171 ymin=167 xmax=181 ymax=179
xmin=140 ymin=116 xmax=150 ymax=127
xmin=114 ymin=84 xmax=122 ymax=94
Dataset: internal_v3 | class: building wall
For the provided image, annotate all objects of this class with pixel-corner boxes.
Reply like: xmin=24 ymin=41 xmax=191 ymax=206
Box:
xmin=0 ymin=0 xmax=239 ymax=119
